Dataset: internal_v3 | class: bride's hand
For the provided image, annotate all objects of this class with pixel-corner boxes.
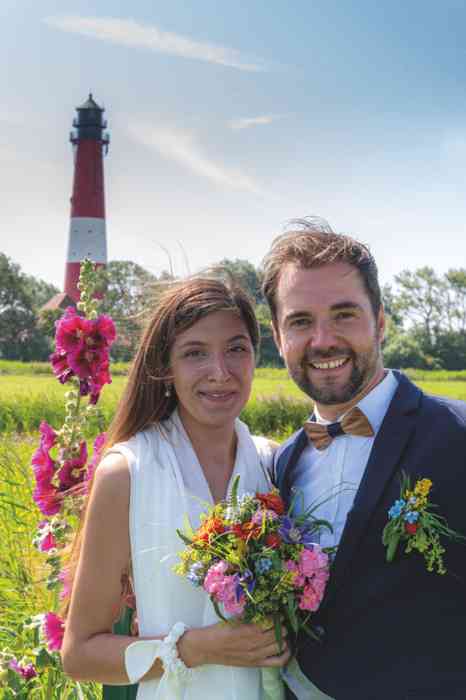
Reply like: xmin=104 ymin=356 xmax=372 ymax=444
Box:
xmin=178 ymin=621 xmax=290 ymax=669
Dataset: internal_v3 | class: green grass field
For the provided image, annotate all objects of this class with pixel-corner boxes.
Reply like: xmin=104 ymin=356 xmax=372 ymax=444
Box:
xmin=1 ymin=366 xmax=465 ymax=434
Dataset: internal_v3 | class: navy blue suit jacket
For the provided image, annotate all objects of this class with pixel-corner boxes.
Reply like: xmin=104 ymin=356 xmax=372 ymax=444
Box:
xmin=275 ymin=371 xmax=466 ymax=700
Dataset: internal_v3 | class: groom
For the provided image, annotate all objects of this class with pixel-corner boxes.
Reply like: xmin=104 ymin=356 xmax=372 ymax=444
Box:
xmin=262 ymin=218 xmax=466 ymax=699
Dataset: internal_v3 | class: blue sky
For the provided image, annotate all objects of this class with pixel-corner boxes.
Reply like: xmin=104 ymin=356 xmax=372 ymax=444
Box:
xmin=2 ymin=0 xmax=466 ymax=289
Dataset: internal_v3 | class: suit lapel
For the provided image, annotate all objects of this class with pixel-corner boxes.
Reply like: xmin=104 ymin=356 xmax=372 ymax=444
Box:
xmin=323 ymin=372 xmax=422 ymax=605
xmin=280 ymin=428 xmax=308 ymax=508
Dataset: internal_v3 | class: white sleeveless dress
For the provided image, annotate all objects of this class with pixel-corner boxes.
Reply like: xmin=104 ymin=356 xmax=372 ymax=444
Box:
xmin=111 ymin=410 xmax=274 ymax=700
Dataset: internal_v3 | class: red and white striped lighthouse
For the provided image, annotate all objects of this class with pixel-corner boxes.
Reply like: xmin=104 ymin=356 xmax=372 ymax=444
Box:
xmin=65 ymin=94 xmax=110 ymax=302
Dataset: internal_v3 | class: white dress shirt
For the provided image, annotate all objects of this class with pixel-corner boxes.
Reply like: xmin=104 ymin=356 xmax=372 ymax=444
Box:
xmin=291 ymin=371 xmax=399 ymax=550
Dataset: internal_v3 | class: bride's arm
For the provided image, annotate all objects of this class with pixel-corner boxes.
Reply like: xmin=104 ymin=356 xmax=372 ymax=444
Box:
xmin=61 ymin=453 xmax=289 ymax=685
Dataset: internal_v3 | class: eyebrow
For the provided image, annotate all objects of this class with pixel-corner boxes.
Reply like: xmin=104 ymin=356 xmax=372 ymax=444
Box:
xmin=284 ymin=301 xmax=363 ymax=323
xmin=176 ymin=334 xmax=251 ymax=350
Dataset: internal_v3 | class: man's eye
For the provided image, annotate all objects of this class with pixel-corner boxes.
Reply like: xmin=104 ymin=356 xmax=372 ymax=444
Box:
xmin=184 ymin=350 xmax=205 ymax=358
xmin=335 ymin=311 xmax=355 ymax=321
xmin=229 ymin=345 xmax=248 ymax=353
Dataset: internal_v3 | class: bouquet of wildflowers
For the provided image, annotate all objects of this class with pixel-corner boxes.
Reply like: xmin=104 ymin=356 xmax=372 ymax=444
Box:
xmin=175 ymin=477 xmax=333 ymax=699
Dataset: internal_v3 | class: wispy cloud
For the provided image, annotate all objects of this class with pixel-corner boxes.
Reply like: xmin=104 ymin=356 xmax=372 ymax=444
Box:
xmin=128 ymin=123 xmax=263 ymax=194
xmin=44 ymin=15 xmax=266 ymax=72
xmin=229 ymin=114 xmax=283 ymax=130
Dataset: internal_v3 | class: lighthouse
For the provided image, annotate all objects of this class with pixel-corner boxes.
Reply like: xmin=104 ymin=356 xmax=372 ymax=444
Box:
xmin=65 ymin=94 xmax=110 ymax=302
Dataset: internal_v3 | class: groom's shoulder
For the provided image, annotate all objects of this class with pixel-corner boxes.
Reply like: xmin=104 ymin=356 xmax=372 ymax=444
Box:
xmin=421 ymin=391 xmax=466 ymax=428
xmin=393 ymin=370 xmax=466 ymax=428
xmin=272 ymin=428 xmax=304 ymax=484
xmin=275 ymin=428 xmax=303 ymax=460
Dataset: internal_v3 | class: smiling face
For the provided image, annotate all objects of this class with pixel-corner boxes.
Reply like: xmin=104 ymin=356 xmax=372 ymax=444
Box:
xmin=273 ymin=262 xmax=385 ymax=420
xmin=169 ymin=310 xmax=255 ymax=435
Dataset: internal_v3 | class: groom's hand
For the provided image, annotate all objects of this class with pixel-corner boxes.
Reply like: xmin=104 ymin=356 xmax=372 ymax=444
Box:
xmin=178 ymin=622 xmax=290 ymax=668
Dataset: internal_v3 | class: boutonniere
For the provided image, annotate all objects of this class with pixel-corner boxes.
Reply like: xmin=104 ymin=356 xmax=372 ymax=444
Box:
xmin=382 ymin=473 xmax=465 ymax=574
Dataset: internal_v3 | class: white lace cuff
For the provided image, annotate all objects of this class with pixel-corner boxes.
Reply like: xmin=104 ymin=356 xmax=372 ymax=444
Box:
xmin=125 ymin=622 xmax=193 ymax=685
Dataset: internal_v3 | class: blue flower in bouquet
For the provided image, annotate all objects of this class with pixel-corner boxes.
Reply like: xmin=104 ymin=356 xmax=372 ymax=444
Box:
xmin=388 ymin=499 xmax=406 ymax=519
xmin=187 ymin=562 xmax=204 ymax=586
xmin=235 ymin=569 xmax=255 ymax=602
xmin=279 ymin=516 xmax=315 ymax=547
xmin=255 ymin=558 xmax=273 ymax=575
xmin=403 ymin=510 xmax=420 ymax=524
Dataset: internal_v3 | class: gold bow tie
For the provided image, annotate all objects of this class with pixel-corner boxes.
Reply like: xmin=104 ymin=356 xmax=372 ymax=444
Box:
xmin=304 ymin=406 xmax=374 ymax=451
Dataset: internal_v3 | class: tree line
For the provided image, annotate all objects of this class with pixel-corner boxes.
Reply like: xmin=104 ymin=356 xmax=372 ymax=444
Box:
xmin=1 ymin=252 xmax=465 ymax=369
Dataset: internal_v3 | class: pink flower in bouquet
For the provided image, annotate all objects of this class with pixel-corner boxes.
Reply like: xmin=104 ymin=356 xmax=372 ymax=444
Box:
xmin=43 ymin=612 xmax=65 ymax=652
xmin=222 ymin=581 xmax=246 ymax=616
xmin=203 ymin=561 xmax=229 ymax=596
xmin=9 ymin=658 xmax=37 ymax=680
xmin=57 ymin=441 xmax=88 ymax=490
xmin=285 ymin=560 xmax=305 ymax=587
xmin=299 ymin=582 xmax=323 ymax=612
xmin=298 ymin=546 xmax=329 ymax=579
xmin=33 ymin=482 xmax=62 ymax=516
xmin=203 ymin=562 xmax=246 ymax=616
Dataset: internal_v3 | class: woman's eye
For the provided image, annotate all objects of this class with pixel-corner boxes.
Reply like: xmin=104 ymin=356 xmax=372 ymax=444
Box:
xmin=290 ymin=317 xmax=311 ymax=328
xmin=228 ymin=345 xmax=247 ymax=354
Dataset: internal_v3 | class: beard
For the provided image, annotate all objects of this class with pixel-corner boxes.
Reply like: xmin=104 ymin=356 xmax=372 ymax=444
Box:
xmin=289 ymin=341 xmax=382 ymax=405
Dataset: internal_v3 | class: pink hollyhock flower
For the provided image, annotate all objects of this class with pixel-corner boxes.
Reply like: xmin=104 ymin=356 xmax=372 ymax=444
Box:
xmin=299 ymin=582 xmax=323 ymax=612
xmin=33 ymin=482 xmax=62 ymax=516
xmin=39 ymin=421 xmax=57 ymax=451
xmin=43 ymin=612 xmax=65 ymax=652
xmin=285 ymin=559 xmax=306 ymax=587
xmin=31 ymin=446 xmax=56 ymax=487
xmin=299 ymin=546 xmax=329 ymax=579
xmin=87 ymin=315 xmax=116 ymax=349
xmin=57 ymin=441 xmax=88 ymax=490
xmin=68 ymin=345 xmax=105 ymax=381
xmin=9 ymin=658 xmax=37 ymax=680
xmin=55 ymin=307 xmax=89 ymax=354
xmin=85 ymin=432 xmax=107 ymax=487
xmin=35 ymin=521 xmax=57 ymax=552
xmin=89 ymin=360 xmax=112 ymax=404
xmin=50 ymin=350 xmax=74 ymax=384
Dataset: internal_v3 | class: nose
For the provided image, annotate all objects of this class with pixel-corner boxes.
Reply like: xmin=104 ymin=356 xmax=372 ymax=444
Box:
xmin=308 ymin=319 xmax=336 ymax=351
xmin=207 ymin=353 xmax=231 ymax=382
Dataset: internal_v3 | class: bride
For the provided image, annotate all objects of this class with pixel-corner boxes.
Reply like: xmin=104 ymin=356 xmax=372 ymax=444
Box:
xmin=61 ymin=276 xmax=290 ymax=698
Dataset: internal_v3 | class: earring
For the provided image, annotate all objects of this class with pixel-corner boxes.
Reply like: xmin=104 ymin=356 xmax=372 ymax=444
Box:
xmin=164 ymin=384 xmax=172 ymax=398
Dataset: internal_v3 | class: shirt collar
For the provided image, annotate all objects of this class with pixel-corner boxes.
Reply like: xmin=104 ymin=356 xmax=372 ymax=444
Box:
xmin=313 ymin=370 xmax=399 ymax=435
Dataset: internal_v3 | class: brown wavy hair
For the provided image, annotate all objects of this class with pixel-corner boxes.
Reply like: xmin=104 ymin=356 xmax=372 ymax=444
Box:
xmin=261 ymin=216 xmax=381 ymax=323
xmin=62 ymin=275 xmax=259 ymax=616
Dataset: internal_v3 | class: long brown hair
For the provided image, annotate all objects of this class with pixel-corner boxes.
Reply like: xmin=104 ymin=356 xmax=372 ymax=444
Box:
xmin=62 ymin=276 xmax=259 ymax=615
